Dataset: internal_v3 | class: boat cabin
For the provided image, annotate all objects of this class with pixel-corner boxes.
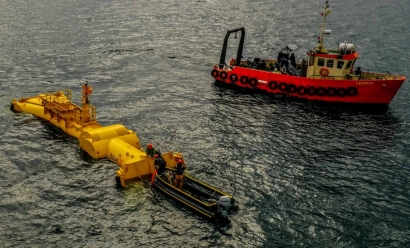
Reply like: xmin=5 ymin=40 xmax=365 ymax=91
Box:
xmin=305 ymin=43 xmax=358 ymax=79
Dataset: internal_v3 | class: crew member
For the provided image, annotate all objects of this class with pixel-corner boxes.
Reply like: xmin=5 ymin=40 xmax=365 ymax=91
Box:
xmin=81 ymin=82 xmax=92 ymax=104
xmin=145 ymin=143 xmax=156 ymax=157
xmin=355 ymin=67 xmax=362 ymax=78
xmin=154 ymin=153 xmax=166 ymax=175
xmin=174 ymin=159 xmax=186 ymax=189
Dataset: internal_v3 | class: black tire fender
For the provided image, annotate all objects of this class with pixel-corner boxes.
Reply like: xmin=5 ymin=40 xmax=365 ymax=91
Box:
xmin=211 ymin=69 xmax=219 ymax=78
xmin=297 ymin=86 xmax=306 ymax=95
xmin=347 ymin=87 xmax=358 ymax=96
xmin=327 ymin=87 xmax=337 ymax=96
xmin=240 ymin=76 xmax=248 ymax=85
xmin=316 ymin=87 xmax=326 ymax=96
xmin=337 ymin=87 xmax=347 ymax=97
xmin=307 ymin=86 xmax=316 ymax=96
xmin=220 ymin=71 xmax=228 ymax=80
xmin=278 ymin=82 xmax=287 ymax=91
xmin=230 ymin=74 xmax=238 ymax=83
xmin=268 ymin=81 xmax=278 ymax=90
xmin=287 ymin=84 xmax=297 ymax=93
xmin=249 ymin=78 xmax=258 ymax=87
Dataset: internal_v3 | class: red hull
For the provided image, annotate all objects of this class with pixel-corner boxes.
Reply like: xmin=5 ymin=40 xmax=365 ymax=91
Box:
xmin=212 ymin=66 xmax=405 ymax=105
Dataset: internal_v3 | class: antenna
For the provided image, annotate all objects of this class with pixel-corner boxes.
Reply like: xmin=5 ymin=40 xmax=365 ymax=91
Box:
xmin=350 ymin=34 xmax=356 ymax=44
xmin=316 ymin=1 xmax=331 ymax=53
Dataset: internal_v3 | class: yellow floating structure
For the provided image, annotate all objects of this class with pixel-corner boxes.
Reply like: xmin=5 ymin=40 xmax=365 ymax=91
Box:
xmin=10 ymin=83 xmax=182 ymax=187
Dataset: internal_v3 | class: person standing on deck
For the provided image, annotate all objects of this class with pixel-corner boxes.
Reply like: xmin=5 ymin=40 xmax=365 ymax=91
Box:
xmin=145 ymin=143 xmax=156 ymax=157
xmin=154 ymin=153 xmax=166 ymax=175
xmin=174 ymin=159 xmax=186 ymax=189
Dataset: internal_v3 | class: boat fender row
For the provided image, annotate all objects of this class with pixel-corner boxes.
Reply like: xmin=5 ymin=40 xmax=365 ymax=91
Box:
xmin=212 ymin=71 xmax=358 ymax=97
xmin=212 ymin=72 xmax=258 ymax=88
xmin=268 ymin=81 xmax=358 ymax=97
xmin=211 ymin=69 xmax=228 ymax=80
xmin=237 ymin=76 xmax=258 ymax=87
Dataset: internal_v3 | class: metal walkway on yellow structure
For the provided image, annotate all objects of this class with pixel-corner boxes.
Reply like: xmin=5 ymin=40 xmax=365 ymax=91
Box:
xmin=10 ymin=83 xmax=182 ymax=187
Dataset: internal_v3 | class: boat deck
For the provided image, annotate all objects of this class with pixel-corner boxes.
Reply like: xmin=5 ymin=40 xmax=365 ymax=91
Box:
xmin=153 ymin=169 xmax=237 ymax=220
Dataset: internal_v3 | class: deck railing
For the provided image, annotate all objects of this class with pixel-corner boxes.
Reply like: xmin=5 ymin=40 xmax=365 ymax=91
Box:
xmin=41 ymin=89 xmax=97 ymax=126
xmin=308 ymin=74 xmax=389 ymax=80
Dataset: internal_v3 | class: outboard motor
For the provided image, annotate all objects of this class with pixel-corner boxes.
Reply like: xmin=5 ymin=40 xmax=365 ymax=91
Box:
xmin=217 ymin=196 xmax=232 ymax=219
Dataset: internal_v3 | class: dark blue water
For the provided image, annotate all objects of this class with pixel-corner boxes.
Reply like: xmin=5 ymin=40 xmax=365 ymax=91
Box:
xmin=1 ymin=0 xmax=409 ymax=247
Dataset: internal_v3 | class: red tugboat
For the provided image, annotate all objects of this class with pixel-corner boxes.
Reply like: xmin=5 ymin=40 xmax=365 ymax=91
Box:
xmin=211 ymin=1 xmax=406 ymax=105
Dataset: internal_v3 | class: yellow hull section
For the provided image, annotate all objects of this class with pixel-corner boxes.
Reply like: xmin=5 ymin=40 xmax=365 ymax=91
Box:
xmin=79 ymin=124 xmax=141 ymax=159
xmin=11 ymin=86 xmax=181 ymax=187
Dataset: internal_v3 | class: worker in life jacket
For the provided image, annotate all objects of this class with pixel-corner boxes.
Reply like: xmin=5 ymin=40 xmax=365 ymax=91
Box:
xmin=81 ymin=82 xmax=93 ymax=104
xmin=174 ymin=159 xmax=186 ymax=189
xmin=145 ymin=143 xmax=156 ymax=157
xmin=81 ymin=82 xmax=93 ymax=96
xmin=154 ymin=153 xmax=166 ymax=175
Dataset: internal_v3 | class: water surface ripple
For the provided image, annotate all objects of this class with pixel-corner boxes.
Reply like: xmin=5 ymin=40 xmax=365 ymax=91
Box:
xmin=1 ymin=0 xmax=409 ymax=247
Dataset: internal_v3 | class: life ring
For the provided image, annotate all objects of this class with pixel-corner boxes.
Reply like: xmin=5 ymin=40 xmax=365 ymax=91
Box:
xmin=230 ymin=74 xmax=238 ymax=83
xmin=319 ymin=68 xmax=330 ymax=77
xmin=220 ymin=71 xmax=228 ymax=80
xmin=278 ymin=82 xmax=287 ymax=91
xmin=297 ymin=86 xmax=306 ymax=95
xmin=211 ymin=69 xmax=219 ymax=78
xmin=268 ymin=81 xmax=278 ymax=90
xmin=240 ymin=76 xmax=248 ymax=85
xmin=316 ymin=87 xmax=326 ymax=96
xmin=287 ymin=84 xmax=297 ymax=93
xmin=307 ymin=86 xmax=316 ymax=96
xmin=347 ymin=87 xmax=358 ymax=96
xmin=248 ymin=78 xmax=258 ymax=87
xmin=327 ymin=87 xmax=337 ymax=96
xmin=337 ymin=87 xmax=347 ymax=97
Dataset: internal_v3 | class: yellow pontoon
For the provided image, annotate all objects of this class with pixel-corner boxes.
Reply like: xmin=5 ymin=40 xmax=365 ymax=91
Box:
xmin=10 ymin=83 xmax=181 ymax=187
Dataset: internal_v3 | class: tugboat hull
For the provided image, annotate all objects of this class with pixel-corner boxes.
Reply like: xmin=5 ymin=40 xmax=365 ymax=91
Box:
xmin=212 ymin=65 xmax=405 ymax=105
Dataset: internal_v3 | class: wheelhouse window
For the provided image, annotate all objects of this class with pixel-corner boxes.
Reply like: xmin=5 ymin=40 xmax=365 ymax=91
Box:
xmin=318 ymin=58 xmax=325 ymax=66
xmin=327 ymin=59 xmax=334 ymax=68
xmin=337 ymin=61 xmax=345 ymax=69
xmin=346 ymin=60 xmax=353 ymax=69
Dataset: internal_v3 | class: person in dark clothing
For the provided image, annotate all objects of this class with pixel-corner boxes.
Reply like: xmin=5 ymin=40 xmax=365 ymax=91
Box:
xmin=154 ymin=153 xmax=166 ymax=175
xmin=174 ymin=159 xmax=186 ymax=189
xmin=355 ymin=67 xmax=362 ymax=78
xmin=145 ymin=143 xmax=156 ymax=157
